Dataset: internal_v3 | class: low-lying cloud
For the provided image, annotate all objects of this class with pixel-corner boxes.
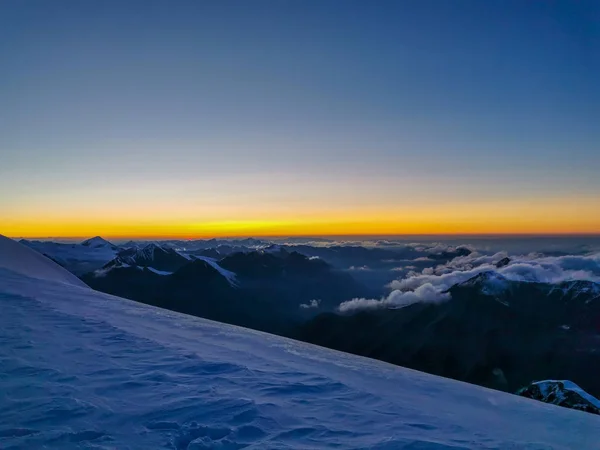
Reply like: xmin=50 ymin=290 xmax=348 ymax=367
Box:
xmin=339 ymin=283 xmax=450 ymax=312
xmin=347 ymin=265 xmax=371 ymax=271
xmin=300 ymin=299 xmax=321 ymax=309
xmin=339 ymin=249 xmax=600 ymax=313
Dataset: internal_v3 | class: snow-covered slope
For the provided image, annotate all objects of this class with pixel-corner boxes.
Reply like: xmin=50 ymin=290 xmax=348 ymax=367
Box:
xmin=1 ymin=241 xmax=599 ymax=449
xmin=0 ymin=235 xmax=86 ymax=287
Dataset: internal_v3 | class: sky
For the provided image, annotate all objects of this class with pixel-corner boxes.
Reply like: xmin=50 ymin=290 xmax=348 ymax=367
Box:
xmin=1 ymin=0 xmax=599 ymax=238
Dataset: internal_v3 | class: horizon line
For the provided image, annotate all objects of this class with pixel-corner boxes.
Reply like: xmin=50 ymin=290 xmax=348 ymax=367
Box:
xmin=9 ymin=232 xmax=600 ymax=241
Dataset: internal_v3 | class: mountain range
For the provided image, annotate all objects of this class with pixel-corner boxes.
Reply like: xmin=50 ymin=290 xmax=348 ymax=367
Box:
xmin=2 ymin=235 xmax=597 ymax=448
xmin=13 ymin=236 xmax=600 ymax=416
xmin=296 ymin=270 xmax=600 ymax=398
xmin=82 ymin=244 xmax=374 ymax=335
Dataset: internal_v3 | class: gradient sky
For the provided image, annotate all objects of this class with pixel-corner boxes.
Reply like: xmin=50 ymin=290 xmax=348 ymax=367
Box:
xmin=2 ymin=0 xmax=599 ymax=238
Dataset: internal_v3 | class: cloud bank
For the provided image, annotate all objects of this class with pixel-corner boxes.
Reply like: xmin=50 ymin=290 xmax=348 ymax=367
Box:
xmin=339 ymin=250 xmax=600 ymax=313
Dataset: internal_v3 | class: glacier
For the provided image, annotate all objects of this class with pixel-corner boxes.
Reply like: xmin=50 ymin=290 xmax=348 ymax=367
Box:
xmin=0 ymin=236 xmax=599 ymax=449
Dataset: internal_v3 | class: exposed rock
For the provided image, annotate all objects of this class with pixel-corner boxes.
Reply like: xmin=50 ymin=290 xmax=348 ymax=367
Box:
xmin=517 ymin=380 xmax=600 ymax=415
xmin=495 ymin=257 xmax=511 ymax=268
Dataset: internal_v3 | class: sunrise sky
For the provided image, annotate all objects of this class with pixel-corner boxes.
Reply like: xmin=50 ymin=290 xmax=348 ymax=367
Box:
xmin=2 ymin=1 xmax=599 ymax=238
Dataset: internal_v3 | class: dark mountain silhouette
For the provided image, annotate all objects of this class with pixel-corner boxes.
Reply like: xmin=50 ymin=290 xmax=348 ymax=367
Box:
xmin=120 ymin=240 xmax=139 ymax=249
xmin=295 ymin=271 xmax=600 ymax=398
xmin=427 ymin=246 xmax=472 ymax=261
xmin=82 ymin=250 xmax=372 ymax=335
xmin=193 ymin=248 xmax=222 ymax=259
xmin=219 ymin=251 xmax=370 ymax=311
xmin=275 ymin=245 xmax=422 ymax=269
xmin=81 ymin=236 xmax=119 ymax=251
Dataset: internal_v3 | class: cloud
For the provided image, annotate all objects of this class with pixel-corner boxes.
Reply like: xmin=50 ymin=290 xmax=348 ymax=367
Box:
xmin=391 ymin=265 xmax=417 ymax=272
xmin=348 ymin=265 xmax=371 ymax=271
xmin=339 ymin=283 xmax=450 ymax=313
xmin=407 ymin=243 xmax=476 ymax=255
xmin=391 ymin=251 xmax=600 ymax=292
xmin=300 ymin=299 xmax=321 ymax=309
xmin=278 ymin=239 xmax=478 ymax=253
xmin=339 ymin=249 xmax=600 ymax=313
xmin=433 ymin=251 xmax=508 ymax=274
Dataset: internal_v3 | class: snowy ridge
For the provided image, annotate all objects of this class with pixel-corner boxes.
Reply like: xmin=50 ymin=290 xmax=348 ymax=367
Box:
xmin=534 ymin=380 xmax=600 ymax=410
xmin=457 ymin=270 xmax=509 ymax=288
xmin=549 ymin=281 xmax=600 ymax=303
xmin=120 ymin=243 xmax=168 ymax=263
xmin=518 ymin=380 xmax=600 ymax=415
xmin=0 ymin=239 xmax=598 ymax=448
xmin=0 ymin=235 xmax=86 ymax=287
xmin=456 ymin=270 xmax=512 ymax=298
xmin=146 ymin=267 xmax=173 ymax=276
xmin=193 ymin=256 xmax=238 ymax=286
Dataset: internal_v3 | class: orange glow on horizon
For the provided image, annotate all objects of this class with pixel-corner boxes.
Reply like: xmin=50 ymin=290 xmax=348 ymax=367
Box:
xmin=4 ymin=196 xmax=600 ymax=240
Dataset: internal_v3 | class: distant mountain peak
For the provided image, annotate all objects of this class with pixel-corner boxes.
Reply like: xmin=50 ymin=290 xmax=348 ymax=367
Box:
xmin=121 ymin=240 xmax=139 ymax=248
xmin=141 ymin=242 xmax=165 ymax=254
xmin=459 ymin=271 xmax=509 ymax=287
xmin=106 ymin=243 xmax=187 ymax=272
xmin=453 ymin=271 xmax=512 ymax=300
xmin=81 ymin=236 xmax=116 ymax=249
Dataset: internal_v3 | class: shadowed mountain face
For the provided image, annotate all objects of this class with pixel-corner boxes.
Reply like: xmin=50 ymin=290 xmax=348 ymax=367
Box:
xmin=81 ymin=236 xmax=119 ymax=251
xmin=110 ymin=243 xmax=189 ymax=272
xmin=295 ymin=272 xmax=600 ymax=398
xmin=82 ymin=250 xmax=373 ymax=335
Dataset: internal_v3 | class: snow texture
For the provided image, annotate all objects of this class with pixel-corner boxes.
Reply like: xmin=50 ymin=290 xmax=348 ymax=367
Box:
xmin=1 ymin=239 xmax=599 ymax=449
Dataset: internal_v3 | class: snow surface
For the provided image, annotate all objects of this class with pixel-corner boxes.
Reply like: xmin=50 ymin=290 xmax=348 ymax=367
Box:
xmin=0 ymin=235 xmax=86 ymax=287
xmin=1 ymin=242 xmax=599 ymax=449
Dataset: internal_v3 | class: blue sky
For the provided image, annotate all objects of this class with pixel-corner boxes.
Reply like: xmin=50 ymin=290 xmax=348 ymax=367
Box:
xmin=1 ymin=0 xmax=599 ymax=236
